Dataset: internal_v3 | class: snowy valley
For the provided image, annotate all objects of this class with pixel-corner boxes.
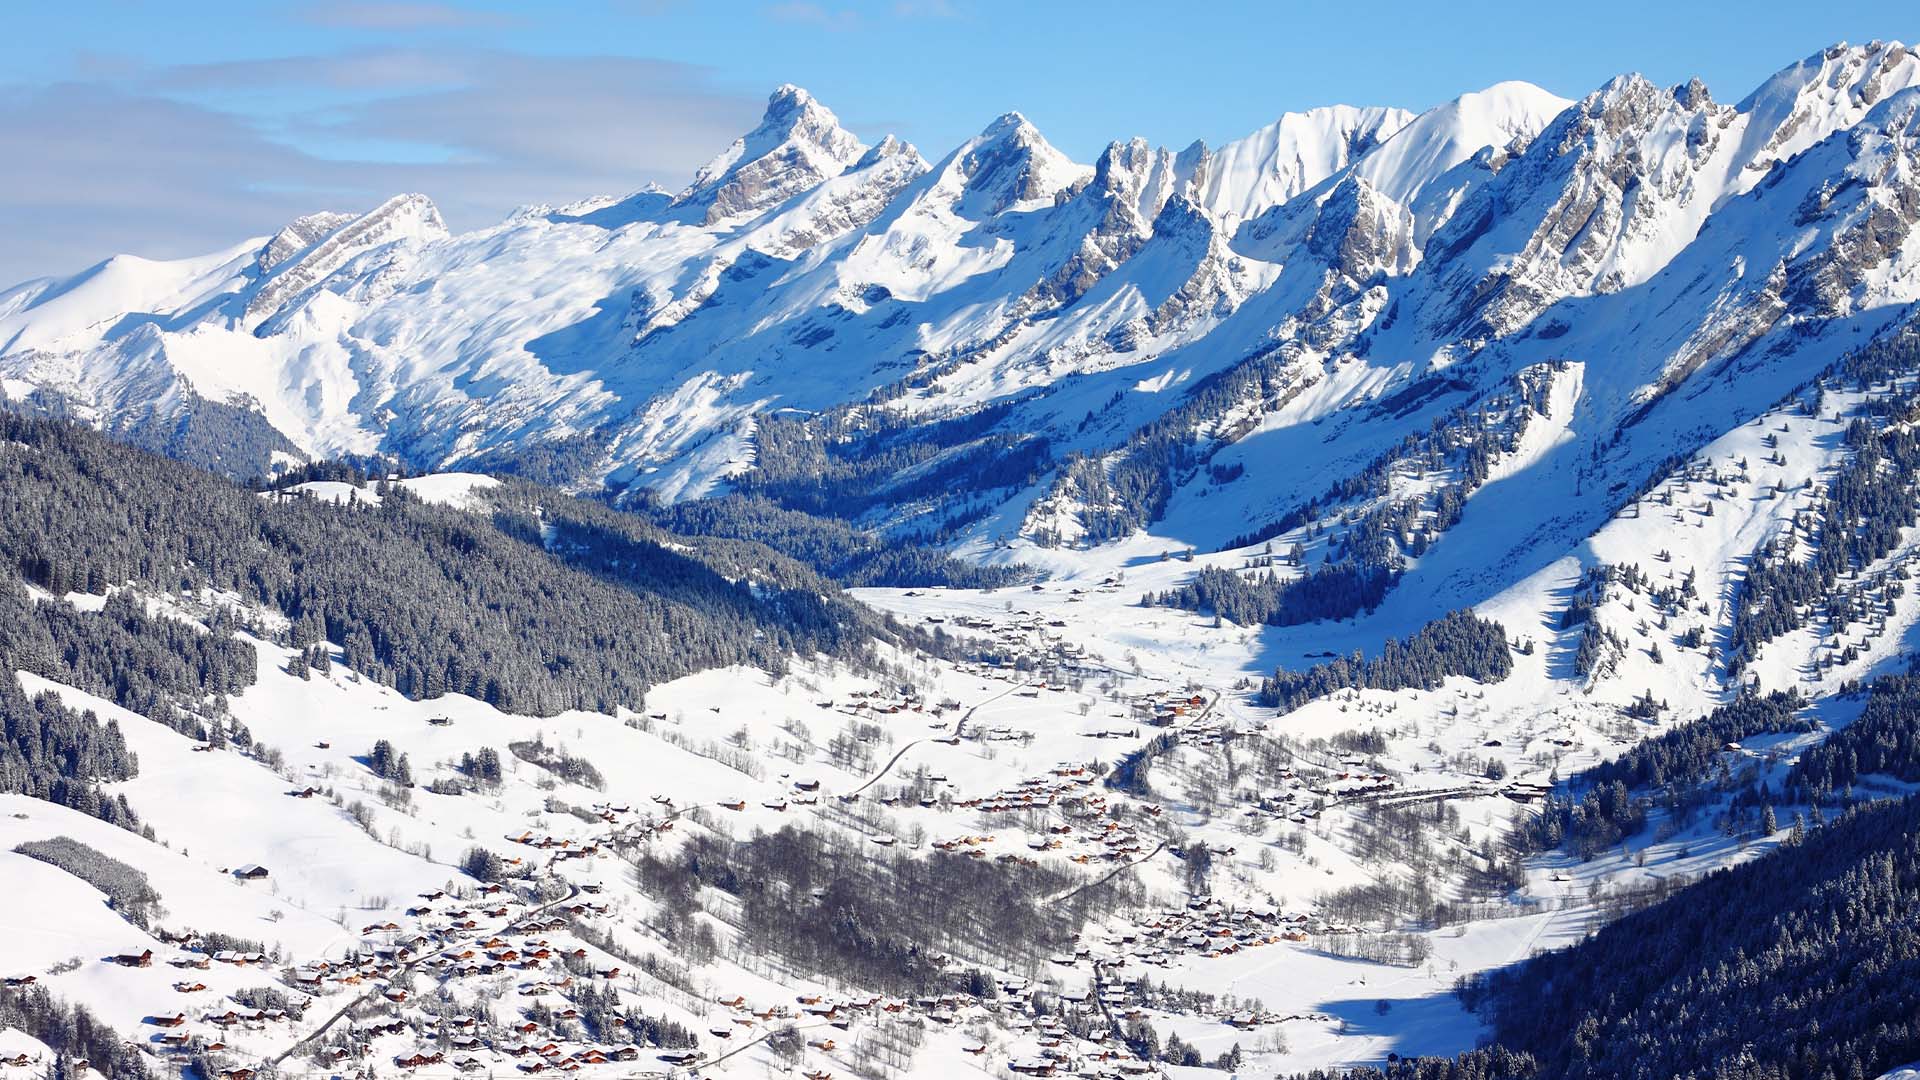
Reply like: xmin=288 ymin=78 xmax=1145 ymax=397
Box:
xmin=5 ymin=35 xmax=1920 ymax=1080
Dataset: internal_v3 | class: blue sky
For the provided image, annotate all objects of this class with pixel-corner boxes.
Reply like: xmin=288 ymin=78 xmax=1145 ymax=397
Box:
xmin=1 ymin=0 xmax=1916 ymax=282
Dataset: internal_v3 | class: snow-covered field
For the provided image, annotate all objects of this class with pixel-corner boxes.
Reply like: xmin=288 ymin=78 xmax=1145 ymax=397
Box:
xmin=12 ymin=356 xmax=1917 ymax=1079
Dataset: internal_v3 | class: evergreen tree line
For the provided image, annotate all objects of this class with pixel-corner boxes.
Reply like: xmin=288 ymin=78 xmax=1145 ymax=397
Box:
xmin=642 ymin=493 xmax=1025 ymax=589
xmin=1256 ymin=611 xmax=1514 ymax=712
xmin=1026 ymin=343 xmax=1383 ymax=548
xmin=1511 ymin=691 xmax=1807 ymax=859
xmin=733 ymin=401 xmax=1052 ymax=527
xmin=1152 ymin=560 xmax=1397 ymax=627
xmin=0 ymin=679 xmax=141 ymax=829
xmin=1280 ymin=1047 xmax=1539 ymax=1080
xmin=0 ymin=984 xmax=151 ymax=1080
xmin=0 ymin=414 xmax=891 ymax=718
xmin=0 ymin=583 xmax=256 ymax=728
xmin=1731 ymin=326 xmax=1920 ymax=666
xmin=12 ymin=382 xmax=301 ymax=483
xmin=1464 ymin=790 xmax=1920 ymax=1080
xmin=13 ymin=836 xmax=162 ymax=929
xmin=1786 ymin=670 xmax=1920 ymax=802
xmin=1585 ymin=690 xmax=1807 ymax=793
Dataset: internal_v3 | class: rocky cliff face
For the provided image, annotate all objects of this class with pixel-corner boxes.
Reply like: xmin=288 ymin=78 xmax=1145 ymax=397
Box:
xmin=672 ymin=84 xmax=869 ymax=225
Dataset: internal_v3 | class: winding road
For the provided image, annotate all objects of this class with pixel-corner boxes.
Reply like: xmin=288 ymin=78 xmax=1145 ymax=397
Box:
xmin=846 ymin=678 xmax=1030 ymax=797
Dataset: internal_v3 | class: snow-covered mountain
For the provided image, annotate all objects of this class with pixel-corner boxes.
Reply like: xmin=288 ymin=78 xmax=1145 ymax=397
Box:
xmin=3 ymin=42 xmax=1919 ymax=572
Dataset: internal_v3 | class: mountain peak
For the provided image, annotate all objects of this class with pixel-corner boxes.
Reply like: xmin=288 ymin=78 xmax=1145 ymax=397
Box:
xmin=1195 ymin=103 xmax=1415 ymax=221
xmin=674 ymin=85 xmax=867 ymax=225
xmin=948 ymin=111 xmax=1085 ymax=214
xmin=243 ymin=193 xmax=445 ymax=324
xmin=767 ymin=82 xmax=815 ymax=110
xmin=1349 ymin=80 xmax=1570 ymax=208
xmin=256 ymin=210 xmax=357 ymax=274
xmin=985 ymin=110 xmax=1031 ymax=133
xmin=1737 ymin=39 xmax=1920 ymax=168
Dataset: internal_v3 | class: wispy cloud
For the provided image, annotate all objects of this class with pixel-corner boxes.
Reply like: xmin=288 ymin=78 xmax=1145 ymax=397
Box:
xmin=293 ymin=3 xmax=513 ymax=30
xmin=0 ymin=49 xmax=768 ymax=283
xmin=892 ymin=0 xmax=958 ymax=17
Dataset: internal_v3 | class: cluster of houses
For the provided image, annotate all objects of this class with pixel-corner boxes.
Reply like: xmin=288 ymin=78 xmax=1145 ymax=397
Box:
xmin=502 ymin=830 xmax=607 ymax=865
xmin=1132 ymin=690 xmax=1210 ymax=728
xmin=97 ymin=868 xmax=653 ymax=1079
xmin=820 ymin=684 xmax=933 ymax=720
xmin=6 ymin=633 xmax=1405 ymax=1080
xmin=995 ymin=1004 xmax=1166 ymax=1079
xmin=950 ymin=762 xmax=1151 ymax=867
xmin=961 ymin=761 xmax=1098 ymax=814
xmin=1109 ymin=897 xmax=1339 ymax=963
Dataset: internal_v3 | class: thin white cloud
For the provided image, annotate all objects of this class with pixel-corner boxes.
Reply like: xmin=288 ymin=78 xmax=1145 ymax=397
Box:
xmin=0 ymin=51 xmax=769 ymax=284
xmin=293 ymin=3 xmax=513 ymax=30
xmin=892 ymin=0 xmax=958 ymax=17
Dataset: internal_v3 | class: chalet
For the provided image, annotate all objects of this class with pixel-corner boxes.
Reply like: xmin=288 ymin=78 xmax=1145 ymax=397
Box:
xmin=110 ymin=949 xmax=153 ymax=968
xmin=233 ymin=864 xmax=270 ymax=880
xmin=149 ymin=1013 xmax=187 ymax=1028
